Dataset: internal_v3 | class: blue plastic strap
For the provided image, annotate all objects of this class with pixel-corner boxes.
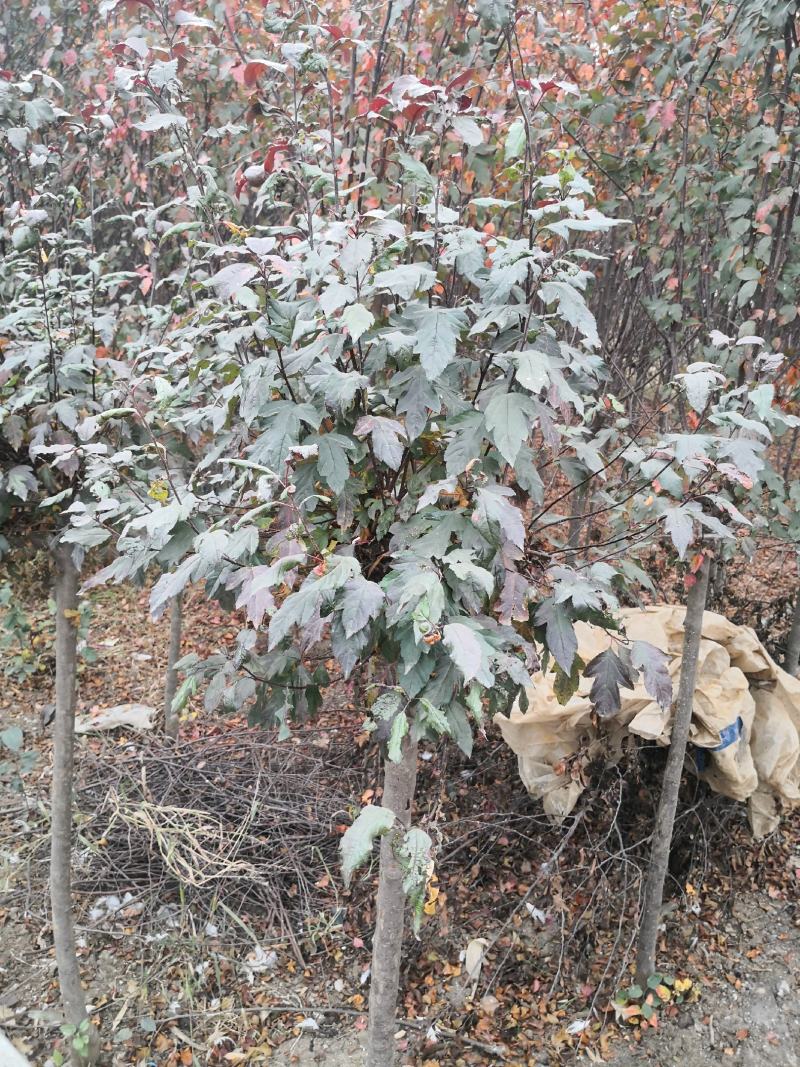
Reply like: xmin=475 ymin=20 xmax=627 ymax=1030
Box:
xmin=693 ymin=716 xmax=743 ymax=772
xmin=711 ymin=716 xmax=743 ymax=752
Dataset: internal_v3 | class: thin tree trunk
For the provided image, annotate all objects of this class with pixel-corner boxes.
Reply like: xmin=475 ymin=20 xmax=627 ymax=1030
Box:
xmin=635 ymin=554 xmax=711 ymax=987
xmin=708 ymin=555 xmax=726 ymax=611
xmin=163 ymin=592 xmax=183 ymax=739
xmin=782 ymin=425 xmax=799 ymax=484
xmin=366 ymin=736 xmax=418 ymax=1067
xmin=785 ymin=592 xmax=800 ymax=677
xmin=50 ymin=542 xmax=98 ymax=1065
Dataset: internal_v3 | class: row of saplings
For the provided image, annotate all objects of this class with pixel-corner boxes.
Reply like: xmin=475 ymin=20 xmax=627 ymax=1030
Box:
xmin=40 ymin=552 xmax=741 ymax=1065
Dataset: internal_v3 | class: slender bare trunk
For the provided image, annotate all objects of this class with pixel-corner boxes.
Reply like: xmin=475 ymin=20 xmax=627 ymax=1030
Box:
xmin=785 ymin=592 xmax=800 ymax=677
xmin=50 ymin=541 xmax=98 ymax=1065
xmin=163 ymin=593 xmax=183 ymax=738
xmin=366 ymin=736 xmax=418 ymax=1067
xmin=635 ymin=554 xmax=711 ymax=987
xmin=708 ymin=555 xmax=726 ymax=610
xmin=782 ymin=425 xmax=799 ymax=484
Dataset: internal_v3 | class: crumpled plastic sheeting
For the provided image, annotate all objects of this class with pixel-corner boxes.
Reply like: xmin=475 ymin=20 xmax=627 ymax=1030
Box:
xmin=494 ymin=607 xmax=800 ymax=837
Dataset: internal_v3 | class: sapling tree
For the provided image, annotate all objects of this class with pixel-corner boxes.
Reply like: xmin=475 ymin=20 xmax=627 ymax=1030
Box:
xmin=635 ymin=551 xmax=711 ymax=987
xmin=0 ymin=67 xmax=138 ymax=1065
xmin=67 ymin=6 xmax=643 ymax=1059
xmin=611 ymin=330 xmax=800 ymax=983
xmin=49 ymin=538 xmax=97 ymax=1066
xmin=163 ymin=591 xmax=184 ymax=737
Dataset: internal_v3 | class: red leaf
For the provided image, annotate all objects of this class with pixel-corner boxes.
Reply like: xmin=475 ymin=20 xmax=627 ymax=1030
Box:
xmin=446 ymin=69 xmax=474 ymax=92
xmin=243 ymin=61 xmax=269 ymax=87
xmin=233 ymin=61 xmax=270 ymax=87
xmin=538 ymin=79 xmax=558 ymax=92
xmin=324 ymin=23 xmax=345 ymax=40
xmin=369 ymin=95 xmax=390 ymax=112
xmin=401 ymin=102 xmax=427 ymax=123
xmin=263 ymin=142 xmax=289 ymax=173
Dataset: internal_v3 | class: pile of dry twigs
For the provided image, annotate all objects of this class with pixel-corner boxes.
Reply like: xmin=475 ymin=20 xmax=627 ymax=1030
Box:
xmin=75 ymin=730 xmax=364 ymax=946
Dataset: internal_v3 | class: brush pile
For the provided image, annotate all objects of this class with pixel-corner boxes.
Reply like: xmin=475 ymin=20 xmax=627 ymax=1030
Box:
xmin=74 ymin=730 xmax=363 ymax=941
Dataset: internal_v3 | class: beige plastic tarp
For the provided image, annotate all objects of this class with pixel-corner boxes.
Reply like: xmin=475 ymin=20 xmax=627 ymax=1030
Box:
xmin=494 ymin=607 xmax=800 ymax=837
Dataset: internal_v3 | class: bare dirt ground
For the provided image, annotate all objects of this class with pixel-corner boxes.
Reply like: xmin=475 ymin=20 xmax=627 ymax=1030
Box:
xmin=2 ymin=568 xmax=799 ymax=1066
xmin=609 ymin=894 xmax=800 ymax=1067
xmin=266 ymin=884 xmax=800 ymax=1067
xmin=264 ymin=892 xmax=800 ymax=1067
xmin=243 ymin=889 xmax=800 ymax=1067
